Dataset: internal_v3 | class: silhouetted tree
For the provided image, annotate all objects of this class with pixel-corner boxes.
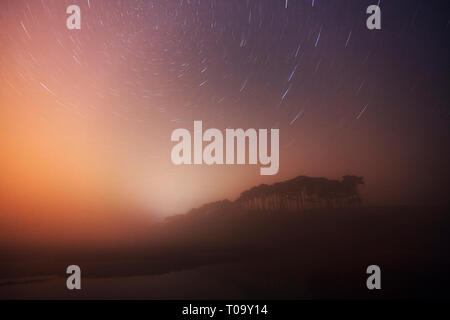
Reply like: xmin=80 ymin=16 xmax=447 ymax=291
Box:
xmin=342 ymin=175 xmax=364 ymax=206
xmin=235 ymin=174 xmax=365 ymax=212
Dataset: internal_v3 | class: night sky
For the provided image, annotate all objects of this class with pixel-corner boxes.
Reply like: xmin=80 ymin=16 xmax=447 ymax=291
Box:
xmin=0 ymin=0 xmax=449 ymax=237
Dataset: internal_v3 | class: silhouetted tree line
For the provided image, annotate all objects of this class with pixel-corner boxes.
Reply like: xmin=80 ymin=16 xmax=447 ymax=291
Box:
xmin=183 ymin=175 xmax=364 ymax=217
xmin=236 ymin=175 xmax=364 ymax=212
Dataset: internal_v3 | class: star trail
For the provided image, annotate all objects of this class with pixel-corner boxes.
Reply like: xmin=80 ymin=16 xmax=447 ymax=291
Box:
xmin=0 ymin=0 xmax=449 ymax=219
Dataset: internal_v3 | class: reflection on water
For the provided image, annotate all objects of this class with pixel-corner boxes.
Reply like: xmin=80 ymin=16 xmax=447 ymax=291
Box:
xmin=0 ymin=264 xmax=245 ymax=300
xmin=0 ymin=275 xmax=57 ymax=287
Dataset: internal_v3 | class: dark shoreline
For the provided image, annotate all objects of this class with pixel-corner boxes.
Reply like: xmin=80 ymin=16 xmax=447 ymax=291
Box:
xmin=1 ymin=205 xmax=449 ymax=299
